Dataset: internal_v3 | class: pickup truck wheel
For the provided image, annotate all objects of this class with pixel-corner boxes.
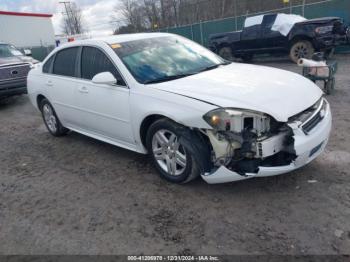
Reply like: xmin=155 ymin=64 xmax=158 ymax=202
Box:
xmin=290 ymin=40 xmax=315 ymax=63
xmin=146 ymin=119 xmax=200 ymax=184
xmin=324 ymin=48 xmax=335 ymax=59
xmin=218 ymin=47 xmax=233 ymax=61
xmin=325 ymin=79 xmax=335 ymax=95
xmin=241 ymin=54 xmax=253 ymax=63
xmin=40 ymin=99 xmax=69 ymax=137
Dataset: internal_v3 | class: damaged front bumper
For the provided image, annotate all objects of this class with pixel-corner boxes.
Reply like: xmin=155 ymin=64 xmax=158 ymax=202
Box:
xmin=201 ymin=102 xmax=332 ymax=184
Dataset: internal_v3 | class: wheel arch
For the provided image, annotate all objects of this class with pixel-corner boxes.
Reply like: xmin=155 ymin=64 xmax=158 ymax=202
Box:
xmin=139 ymin=114 xmax=178 ymax=148
xmin=217 ymin=43 xmax=236 ymax=54
xmin=36 ymin=94 xmax=47 ymax=109
xmin=289 ymin=35 xmax=315 ymax=49
xmin=140 ymin=114 xmax=213 ymax=175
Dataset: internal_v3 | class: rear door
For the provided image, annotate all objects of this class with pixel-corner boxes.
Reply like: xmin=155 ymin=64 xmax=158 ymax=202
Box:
xmin=261 ymin=14 xmax=286 ymax=49
xmin=240 ymin=24 xmax=262 ymax=51
xmin=45 ymin=47 xmax=80 ymax=127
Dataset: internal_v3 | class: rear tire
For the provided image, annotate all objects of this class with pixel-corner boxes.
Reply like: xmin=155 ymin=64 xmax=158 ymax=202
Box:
xmin=218 ymin=46 xmax=233 ymax=61
xmin=146 ymin=119 xmax=200 ymax=184
xmin=241 ymin=54 xmax=253 ymax=63
xmin=40 ymin=98 xmax=69 ymax=137
xmin=289 ymin=40 xmax=315 ymax=63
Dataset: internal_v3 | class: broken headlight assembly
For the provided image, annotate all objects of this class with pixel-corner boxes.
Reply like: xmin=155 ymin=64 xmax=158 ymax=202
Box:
xmin=315 ymin=25 xmax=333 ymax=35
xmin=203 ymin=108 xmax=270 ymax=135
xmin=203 ymin=108 xmax=295 ymax=172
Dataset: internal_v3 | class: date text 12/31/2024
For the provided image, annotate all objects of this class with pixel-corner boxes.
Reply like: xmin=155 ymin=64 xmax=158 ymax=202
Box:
xmin=127 ymin=255 xmax=220 ymax=261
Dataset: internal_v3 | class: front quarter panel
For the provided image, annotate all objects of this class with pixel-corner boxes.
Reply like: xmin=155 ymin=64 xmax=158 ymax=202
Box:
xmin=130 ymin=85 xmax=217 ymax=152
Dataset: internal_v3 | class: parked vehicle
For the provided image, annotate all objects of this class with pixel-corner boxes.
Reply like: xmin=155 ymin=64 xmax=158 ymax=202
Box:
xmin=0 ymin=43 xmax=38 ymax=99
xmin=209 ymin=13 xmax=350 ymax=63
xmin=27 ymin=33 xmax=331 ymax=184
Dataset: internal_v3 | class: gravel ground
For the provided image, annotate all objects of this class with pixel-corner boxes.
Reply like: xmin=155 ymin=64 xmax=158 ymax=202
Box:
xmin=0 ymin=55 xmax=349 ymax=255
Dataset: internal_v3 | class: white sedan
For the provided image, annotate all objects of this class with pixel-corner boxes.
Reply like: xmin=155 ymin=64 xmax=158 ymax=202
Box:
xmin=27 ymin=33 xmax=332 ymax=184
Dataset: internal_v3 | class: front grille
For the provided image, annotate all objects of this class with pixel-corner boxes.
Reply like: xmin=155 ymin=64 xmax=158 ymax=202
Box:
xmin=302 ymin=111 xmax=323 ymax=134
xmin=0 ymin=63 xmax=31 ymax=81
xmin=289 ymin=98 xmax=327 ymax=134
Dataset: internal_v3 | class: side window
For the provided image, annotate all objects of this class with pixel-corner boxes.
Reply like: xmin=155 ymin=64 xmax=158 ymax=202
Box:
xmin=262 ymin=14 xmax=277 ymax=29
xmin=53 ymin=47 xmax=79 ymax=77
xmin=81 ymin=46 xmax=125 ymax=86
xmin=43 ymin=55 xmax=54 ymax=73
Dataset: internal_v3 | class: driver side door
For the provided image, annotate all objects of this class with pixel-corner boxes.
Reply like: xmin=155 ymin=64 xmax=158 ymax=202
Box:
xmin=74 ymin=46 xmax=135 ymax=147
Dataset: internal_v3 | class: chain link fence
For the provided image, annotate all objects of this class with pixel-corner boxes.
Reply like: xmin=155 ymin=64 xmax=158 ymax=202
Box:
xmin=159 ymin=0 xmax=350 ymax=51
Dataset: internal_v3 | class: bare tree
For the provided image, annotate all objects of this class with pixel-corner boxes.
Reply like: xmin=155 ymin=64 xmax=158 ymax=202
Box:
xmin=113 ymin=0 xmax=292 ymax=33
xmin=61 ymin=2 xmax=85 ymax=35
xmin=112 ymin=0 xmax=148 ymax=33
xmin=143 ymin=0 xmax=161 ymax=29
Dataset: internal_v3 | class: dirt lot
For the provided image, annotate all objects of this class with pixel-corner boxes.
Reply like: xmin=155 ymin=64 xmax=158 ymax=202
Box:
xmin=0 ymin=55 xmax=350 ymax=255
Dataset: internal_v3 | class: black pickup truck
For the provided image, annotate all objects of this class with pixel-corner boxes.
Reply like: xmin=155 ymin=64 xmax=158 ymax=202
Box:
xmin=209 ymin=13 xmax=350 ymax=63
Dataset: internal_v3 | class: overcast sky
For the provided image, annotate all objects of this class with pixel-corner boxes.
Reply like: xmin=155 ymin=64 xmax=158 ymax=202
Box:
xmin=0 ymin=0 xmax=122 ymax=36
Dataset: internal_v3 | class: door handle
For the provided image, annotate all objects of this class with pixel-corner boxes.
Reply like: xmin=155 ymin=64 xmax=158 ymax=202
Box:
xmin=78 ymin=86 xmax=89 ymax=93
xmin=46 ymin=80 xmax=53 ymax=87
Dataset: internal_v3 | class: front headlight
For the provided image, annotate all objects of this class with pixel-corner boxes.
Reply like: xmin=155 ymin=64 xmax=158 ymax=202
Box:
xmin=203 ymin=108 xmax=271 ymax=134
xmin=315 ymin=25 xmax=333 ymax=35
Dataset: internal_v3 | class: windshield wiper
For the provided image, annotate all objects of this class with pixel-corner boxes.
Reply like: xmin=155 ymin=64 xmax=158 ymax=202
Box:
xmin=143 ymin=62 xmax=231 ymax=84
xmin=144 ymin=73 xmax=195 ymax=84
xmin=197 ymin=61 xmax=232 ymax=73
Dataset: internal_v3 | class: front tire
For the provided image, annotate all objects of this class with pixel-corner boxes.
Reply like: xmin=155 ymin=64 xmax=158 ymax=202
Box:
xmin=289 ymin=40 xmax=315 ymax=63
xmin=40 ymin=98 xmax=69 ymax=137
xmin=146 ymin=119 xmax=200 ymax=184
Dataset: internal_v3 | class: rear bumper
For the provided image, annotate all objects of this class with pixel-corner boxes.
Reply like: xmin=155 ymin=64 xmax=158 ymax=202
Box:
xmin=0 ymin=78 xmax=27 ymax=98
xmin=202 ymin=102 xmax=332 ymax=184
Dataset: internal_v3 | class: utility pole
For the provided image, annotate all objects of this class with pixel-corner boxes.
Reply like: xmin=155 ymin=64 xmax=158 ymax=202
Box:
xmin=234 ymin=0 xmax=237 ymax=31
xmin=60 ymin=1 xmax=73 ymax=35
xmin=302 ymin=0 xmax=306 ymax=16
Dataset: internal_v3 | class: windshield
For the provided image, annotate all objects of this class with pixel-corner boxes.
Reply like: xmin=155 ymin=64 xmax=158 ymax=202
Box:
xmin=112 ymin=36 xmax=227 ymax=84
xmin=0 ymin=44 xmax=23 ymax=58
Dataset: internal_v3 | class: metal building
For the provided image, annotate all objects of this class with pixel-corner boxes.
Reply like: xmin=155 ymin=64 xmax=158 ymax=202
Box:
xmin=0 ymin=10 xmax=55 ymax=60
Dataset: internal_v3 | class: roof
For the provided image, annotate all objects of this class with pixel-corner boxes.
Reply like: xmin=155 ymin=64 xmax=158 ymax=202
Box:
xmin=0 ymin=10 xmax=52 ymax=18
xmin=51 ymin=33 xmax=175 ymax=52
xmin=95 ymin=33 xmax=172 ymax=44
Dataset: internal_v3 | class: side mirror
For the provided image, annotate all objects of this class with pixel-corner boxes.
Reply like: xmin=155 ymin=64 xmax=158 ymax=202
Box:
xmin=24 ymin=49 xmax=32 ymax=56
xmin=92 ymin=72 xmax=117 ymax=85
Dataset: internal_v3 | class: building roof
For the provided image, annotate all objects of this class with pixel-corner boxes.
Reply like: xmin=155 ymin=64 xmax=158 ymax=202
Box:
xmin=0 ymin=10 xmax=52 ymax=18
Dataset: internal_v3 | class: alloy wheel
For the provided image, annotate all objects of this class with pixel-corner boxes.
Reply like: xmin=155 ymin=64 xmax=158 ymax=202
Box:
xmin=42 ymin=104 xmax=58 ymax=133
xmin=152 ymin=129 xmax=187 ymax=176
xmin=293 ymin=43 xmax=310 ymax=59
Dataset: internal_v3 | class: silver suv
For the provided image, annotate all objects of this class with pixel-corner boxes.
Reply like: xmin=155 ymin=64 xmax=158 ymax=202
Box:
xmin=0 ymin=43 xmax=38 ymax=99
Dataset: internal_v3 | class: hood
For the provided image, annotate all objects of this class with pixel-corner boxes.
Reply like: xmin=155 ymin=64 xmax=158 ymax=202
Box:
xmin=18 ymin=55 xmax=39 ymax=64
xmin=0 ymin=55 xmax=37 ymax=67
xmin=0 ymin=56 xmax=24 ymax=66
xmin=297 ymin=17 xmax=341 ymax=25
xmin=149 ymin=63 xmax=322 ymax=122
